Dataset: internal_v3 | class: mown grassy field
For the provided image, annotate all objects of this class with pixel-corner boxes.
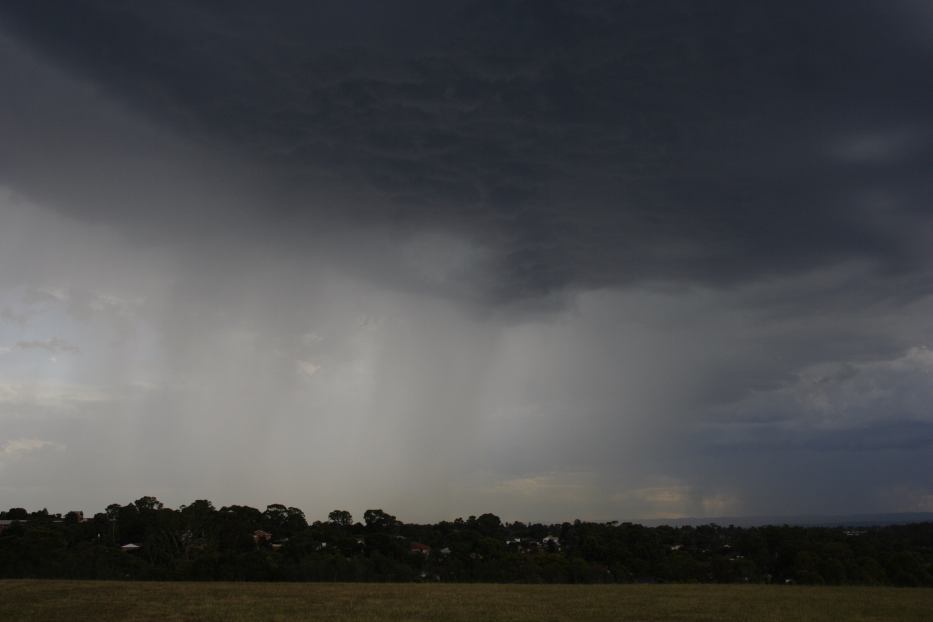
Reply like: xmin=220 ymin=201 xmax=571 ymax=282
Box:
xmin=1 ymin=581 xmax=931 ymax=621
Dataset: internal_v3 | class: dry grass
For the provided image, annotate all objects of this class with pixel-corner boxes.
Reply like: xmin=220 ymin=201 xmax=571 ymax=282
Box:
xmin=1 ymin=581 xmax=931 ymax=621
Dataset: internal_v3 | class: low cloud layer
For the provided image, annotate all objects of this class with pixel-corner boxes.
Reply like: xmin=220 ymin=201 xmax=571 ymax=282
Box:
xmin=0 ymin=2 xmax=931 ymax=521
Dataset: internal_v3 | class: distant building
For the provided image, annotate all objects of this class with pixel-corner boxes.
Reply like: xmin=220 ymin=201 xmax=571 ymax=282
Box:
xmin=0 ymin=519 xmax=17 ymax=535
xmin=253 ymin=530 xmax=273 ymax=544
xmin=410 ymin=542 xmax=431 ymax=556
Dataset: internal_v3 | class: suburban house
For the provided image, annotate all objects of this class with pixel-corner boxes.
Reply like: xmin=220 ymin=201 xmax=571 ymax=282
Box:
xmin=409 ymin=542 xmax=431 ymax=556
xmin=0 ymin=520 xmax=18 ymax=535
xmin=542 ymin=535 xmax=561 ymax=550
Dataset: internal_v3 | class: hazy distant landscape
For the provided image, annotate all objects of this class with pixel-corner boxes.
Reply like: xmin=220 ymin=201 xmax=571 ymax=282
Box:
xmin=635 ymin=513 xmax=933 ymax=528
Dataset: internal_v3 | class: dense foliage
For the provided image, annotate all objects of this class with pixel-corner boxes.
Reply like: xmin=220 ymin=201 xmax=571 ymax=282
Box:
xmin=1 ymin=501 xmax=931 ymax=585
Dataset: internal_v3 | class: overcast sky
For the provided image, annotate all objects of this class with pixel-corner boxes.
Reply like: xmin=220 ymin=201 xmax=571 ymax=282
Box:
xmin=1 ymin=1 xmax=932 ymax=523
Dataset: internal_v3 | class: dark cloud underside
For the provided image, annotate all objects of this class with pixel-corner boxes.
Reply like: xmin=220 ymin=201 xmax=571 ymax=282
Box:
xmin=2 ymin=1 xmax=931 ymax=297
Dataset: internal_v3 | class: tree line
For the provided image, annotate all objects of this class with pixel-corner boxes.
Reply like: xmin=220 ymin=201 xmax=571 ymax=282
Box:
xmin=1 ymin=499 xmax=931 ymax=585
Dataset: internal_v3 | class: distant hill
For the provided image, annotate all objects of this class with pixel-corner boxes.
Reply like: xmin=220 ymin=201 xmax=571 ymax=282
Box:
xmin=632 ymin=512 xmax=933 ymax=528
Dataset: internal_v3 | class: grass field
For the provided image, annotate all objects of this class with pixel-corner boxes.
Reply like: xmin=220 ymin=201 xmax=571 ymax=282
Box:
xmin=1 ymin=581 xmax=931 ymax=621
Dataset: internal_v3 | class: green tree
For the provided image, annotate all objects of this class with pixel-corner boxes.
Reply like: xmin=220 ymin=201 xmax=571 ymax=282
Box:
xmin=328 ymin=510 xmax=353 ymax=527
xmin=134 ymin=496 xmax=163 ymax=513
xmin=5 ymin=508 xmax=27 ymax=521
xmin=473 ymin=513 xmax=503 ymax=537
xmin=363 ymin=509 xmax=398 ymax=531
xmin=180 ymin=500 xmax=216 ymax=535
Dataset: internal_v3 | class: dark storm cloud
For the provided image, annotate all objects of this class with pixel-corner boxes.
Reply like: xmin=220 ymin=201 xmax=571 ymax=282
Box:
xmin=1 ymin=2 xmax=932 ymax=521
xmin=2 ymin=0 xmax=931 ymax=298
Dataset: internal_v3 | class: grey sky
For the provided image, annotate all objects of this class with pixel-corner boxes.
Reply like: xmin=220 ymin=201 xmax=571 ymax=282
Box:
xmin=0 ymin=1 xmax=931 ymax=522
